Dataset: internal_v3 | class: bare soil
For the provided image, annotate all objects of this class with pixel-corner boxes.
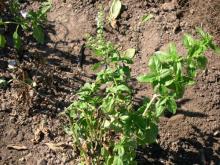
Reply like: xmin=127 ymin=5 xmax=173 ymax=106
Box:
xmin=0 ymin=0 xmax=220 ymax=164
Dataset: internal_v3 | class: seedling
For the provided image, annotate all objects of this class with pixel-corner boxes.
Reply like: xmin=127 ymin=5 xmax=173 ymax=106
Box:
xmin=138 ymin=28 xmax=220 ymax=117
xmin=141 ymin=14 xmax=154 ymax=24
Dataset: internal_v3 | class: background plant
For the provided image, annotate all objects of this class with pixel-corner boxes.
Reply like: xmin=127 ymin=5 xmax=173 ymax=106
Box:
xmin=65 ymin=9 xmax=219 ymax=165
xmin=0 ymin=0 xmax=52 ymax=50
xmin=138 ymin=28 xmax=220 ymax=118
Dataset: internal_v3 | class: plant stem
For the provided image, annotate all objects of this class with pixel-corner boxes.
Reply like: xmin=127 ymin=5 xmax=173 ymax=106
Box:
xmin=142 ymin=94 xmax=159 ymax=117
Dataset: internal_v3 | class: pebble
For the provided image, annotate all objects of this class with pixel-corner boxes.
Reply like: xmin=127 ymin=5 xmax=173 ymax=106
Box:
xmin=214 ymin=131 xmax=220 ymax=137
xmin=37 ymin=159 xmax=48 ymax=165
xmin=8 ymin=60 xmax=17 ymax=69
xmin=161 ymin=0 xmax=177 ymax=11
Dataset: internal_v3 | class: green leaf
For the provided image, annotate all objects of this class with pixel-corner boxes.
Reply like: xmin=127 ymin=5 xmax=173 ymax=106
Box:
xmin=40 ymin=0 xmax=52 ymax=15
xmin=92 ymin=62 xmax=102 ymax=70
xmin=183 ymin=34 xmax=194 ymax=48
xmin=148 ymin=56 xmax=161 ymax=72
xmin=0 ymin=19 xmax=4 ymax=25
xmin=165 ymin=79 xmax=174 ymax=87
xmin=155 ymin=101 xmax=165 ymax=117
xmin=33 ymin=25 xmax=45 ymax=44
xmin=155 ymin=51 xmax=172 ymax=63
xmin=110 ymin=0 xmax=122 ymax=19
xmin=159 ymin=69 xmax=172 ymax=79
xmin=167 ymin=97 xmax=177 ymax=114
xmin=114 ymin=144 xmax=125 ymax=157
xmin=13 ymin=29 xmax=22 ymax=50
xmin=137 ymin=74 xmax=156 ymax=83
xmin=144 ymin=122 xmax=158 ymax=144
xmin=196 ymin=55 xmax=207 ymax=69
xmin=113 ymin=156 xmax=123 ymax=165
xmin=0 ymin=35 xmax=6 ymax=48
xmin=141 ymin=14 xmax=154 ymax=23
xmin=115 ymin=85 xmax=131 ymax=93
xmin=123 ymin=48 xmax=135 ymax=59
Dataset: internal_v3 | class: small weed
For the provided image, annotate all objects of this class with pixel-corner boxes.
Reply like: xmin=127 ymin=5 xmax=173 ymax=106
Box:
xmin=141 ymin=14 xmax=154 ymax=24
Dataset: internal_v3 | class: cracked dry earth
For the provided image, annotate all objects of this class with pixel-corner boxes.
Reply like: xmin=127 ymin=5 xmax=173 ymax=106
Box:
xmin=0 ymin=0 xmax=220 ymax=164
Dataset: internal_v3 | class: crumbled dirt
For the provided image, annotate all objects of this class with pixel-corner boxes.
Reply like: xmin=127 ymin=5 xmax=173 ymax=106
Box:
xmin=0 ymin=0 xmax=220 ymax=164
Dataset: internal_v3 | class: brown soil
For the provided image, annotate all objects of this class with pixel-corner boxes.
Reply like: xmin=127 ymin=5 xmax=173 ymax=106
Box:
xmin=0 ymin=0 xmax=220 ymax=164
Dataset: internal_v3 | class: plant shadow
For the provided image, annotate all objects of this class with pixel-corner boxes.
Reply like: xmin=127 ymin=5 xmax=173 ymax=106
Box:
xmin=137 ymin=126 xmax=220 ymax=165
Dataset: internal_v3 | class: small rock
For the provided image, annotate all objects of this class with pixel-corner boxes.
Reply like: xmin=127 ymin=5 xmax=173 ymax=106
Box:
xmin=190 ymin=9 xmax=194 ymax=14
xmin=155 ymin=15 xmax=163 ymax=22
xmin=161 ymin=0 xmax=177 ymax=11
xmin=19 ymin=157 xmax=25 ymax=162
xmin=166 ymin=13 xmax=177 ymax=22
xmin=37 ymin=159 xmax=48 ymax=165
xmin=151 ymin=8 xmax=159 ymax=14
xmin=214 ymin=131 xmax=220 ymax=137
xmin=8 ymin=60 xmax=17 ymax=69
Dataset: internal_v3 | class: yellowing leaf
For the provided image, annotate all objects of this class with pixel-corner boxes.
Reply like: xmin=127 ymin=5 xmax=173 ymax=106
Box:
xmin=110 ymin=0 xmax=122 ymax=20
xmin=123 ymin=48 xmax=136 ymax=59
xmin=45 ymin=142 xmax=70 ymax=152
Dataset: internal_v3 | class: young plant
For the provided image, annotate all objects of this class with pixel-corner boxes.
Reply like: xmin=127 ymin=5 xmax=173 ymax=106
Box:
xmin=138 ymin=28 xmax=220 ymax=117
xmin=0 ymin=0 xmax=52 ymax=50
xmin=65 ymin=10 xmax=158 ymax=165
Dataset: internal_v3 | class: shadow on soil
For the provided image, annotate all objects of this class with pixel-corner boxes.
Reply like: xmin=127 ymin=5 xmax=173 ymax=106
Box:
xmin=1 ymin=22 xmax=98 ymax=117
xmin=137 ymin=126 xmax=220 ymax=165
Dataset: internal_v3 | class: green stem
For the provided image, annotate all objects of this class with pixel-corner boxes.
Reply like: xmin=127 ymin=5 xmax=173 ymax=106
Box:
xmin=3 ymin=21 xmax=20 ymax=25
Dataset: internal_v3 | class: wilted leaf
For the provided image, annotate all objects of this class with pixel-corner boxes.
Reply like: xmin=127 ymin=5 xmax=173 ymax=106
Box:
xmin=109 ymin=0 xmax=122 ymax=28
xmin=123 ymin=48 xmax=135 ymax=59
xmin=110 ymin=0 xmax=122 ymax=19
xmin=45 ymin=142 xmax=70 ymax=152
xmin=7 ymin=145 xmax=28 ymax=150
xmin=31 ymin=128 xmax=44 ymax=144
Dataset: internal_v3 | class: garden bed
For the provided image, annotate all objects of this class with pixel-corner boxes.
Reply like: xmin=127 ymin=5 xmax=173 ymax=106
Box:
xmin=0 ymin=0 xmax=220 ymax=164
